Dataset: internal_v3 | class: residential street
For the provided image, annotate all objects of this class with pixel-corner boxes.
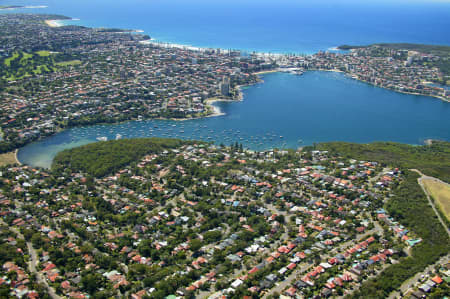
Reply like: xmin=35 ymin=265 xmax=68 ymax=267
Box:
xmin=388 ymin=254 xmax=450 ymax=298
xmin=2 ymin=219 xmax=62 ymax=299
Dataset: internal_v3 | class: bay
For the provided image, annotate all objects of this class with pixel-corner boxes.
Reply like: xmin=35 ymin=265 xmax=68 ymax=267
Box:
xmin=18 ymin=71 xmax=450 ymax=168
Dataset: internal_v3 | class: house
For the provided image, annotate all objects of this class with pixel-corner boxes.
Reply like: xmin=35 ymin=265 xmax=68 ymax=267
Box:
xmin=431 ymin=275 xmax=443 ymax=284
xmin=287 ymin=263 xmax=296 ymax=270
xmin=278 ymin=267 xmax=288 ymax=275
xmin=231 ymin=279 xmax=243 ymax=289
xmin=285 ymin=287 xmax=297 ymax=297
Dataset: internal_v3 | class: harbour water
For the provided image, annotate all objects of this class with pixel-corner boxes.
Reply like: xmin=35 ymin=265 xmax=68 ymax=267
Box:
xmin=18 ymin=71 xmax=450 ymax=168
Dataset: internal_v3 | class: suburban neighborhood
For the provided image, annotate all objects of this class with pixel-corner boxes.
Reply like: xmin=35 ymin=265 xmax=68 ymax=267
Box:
xmin=1 ymin=141 xmax=447 ymax=298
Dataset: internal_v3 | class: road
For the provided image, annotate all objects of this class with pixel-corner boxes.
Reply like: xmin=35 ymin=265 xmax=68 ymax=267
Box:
xmin=386 ymin=169 xmax=450 ymax=298
xmin=3 ymin=220 xmax=62 ymax=299
xmin=410 ymin=169 xmax=450 ymax=239
xmin=388 ymin=254 xmax=450 ymax=299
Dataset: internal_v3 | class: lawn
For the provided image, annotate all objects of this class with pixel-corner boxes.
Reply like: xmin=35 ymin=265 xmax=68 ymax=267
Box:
xmin=422 ymin=179 xmax=450 ymax=221
xmin=0 ymin=151 xmax=17 ymax=166
xmin=20 ymin=52 xmax=33 ymax=62
xmin=4 ymin=52 xmax=19 ymax=66
xmin=56 ymin=60 xmax=82 ymax=66
xmin=36 ymin=50 xmax=51 ymax=56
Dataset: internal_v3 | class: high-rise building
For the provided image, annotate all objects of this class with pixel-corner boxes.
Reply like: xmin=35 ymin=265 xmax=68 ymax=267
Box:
xmin=220 ymin=77 xmax=230 ymax=96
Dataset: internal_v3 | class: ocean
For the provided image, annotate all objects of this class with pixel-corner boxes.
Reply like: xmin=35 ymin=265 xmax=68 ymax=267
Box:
xmin=1 ymin=0 xmax=450 ymax=54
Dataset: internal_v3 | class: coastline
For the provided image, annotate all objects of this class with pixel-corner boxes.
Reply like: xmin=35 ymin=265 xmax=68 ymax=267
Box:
xmin=346 ymin=75 xmax=450 ymax=103
xmin=307 ymin=68 xmax=449 ymax=102
xmin=170 ymin=97 xmax=241 ymax=121
xmin=254 ymin=70 xmax=279 ymax=75
xmin=14 ymin=149 xmax=21 ymax=165
xmin=45 ymin=19 xmax=64 ymax=28
xmin=43 ymin=16 xmax=449 ymax=103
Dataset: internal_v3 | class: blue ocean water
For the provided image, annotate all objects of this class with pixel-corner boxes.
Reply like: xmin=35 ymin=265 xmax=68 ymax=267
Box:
xmin=18 ymin=72 xmax=450 ymax=168
xmin=1 ymin=0 xmax=450 ymax=53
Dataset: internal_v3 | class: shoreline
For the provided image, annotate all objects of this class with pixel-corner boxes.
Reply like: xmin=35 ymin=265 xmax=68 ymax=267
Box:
xmin=306 ymin=68 xmax=449 ymax=102
xmin=43 ymin=16 xmax=449 ymax=103
xmin=139 ymin=40 xmax=292 ymax=57
xmin=346 ymin=74 xmax=450 ymax=103
xmin=254 ymin=70 xmax=279 ymax=75
xmin=45 ymin=19 xmax=64 ymax=28
xmin=169 ymin=97 xmax=242 ymax=122
xmin=14 ymin=149 xmax=21 ymax=165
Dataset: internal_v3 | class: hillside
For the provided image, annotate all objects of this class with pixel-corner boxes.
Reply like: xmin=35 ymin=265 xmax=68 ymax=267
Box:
xmin=314 ymin=141 xmax=450 ymax=183
xmin=52 ymin=138 xmax=200 ymax=177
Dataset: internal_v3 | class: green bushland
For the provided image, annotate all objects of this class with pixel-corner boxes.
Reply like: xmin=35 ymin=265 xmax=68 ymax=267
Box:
xmin=338 ymin=43 xmax=450 ymax=56
xmin=52 ymin=138 xmax=200 ymax=177
xmin=315 ymin=141 xmax=450 ymax=183
xmin=348 ymin=170 xmax=450 ymax=298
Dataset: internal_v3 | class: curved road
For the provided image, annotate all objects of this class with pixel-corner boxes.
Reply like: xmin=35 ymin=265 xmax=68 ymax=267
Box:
xmin=388 ymin=170 xmax=450 ymax=298
xmin=410 ymin=169 xmax=450 ymax=238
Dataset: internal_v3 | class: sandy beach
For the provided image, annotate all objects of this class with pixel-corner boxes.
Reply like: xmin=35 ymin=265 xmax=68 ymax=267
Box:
xmin=204 ymin=98 xmax=232 ymax=117
xmin=45 ymin=20 xmax=63 ymax=28
xmin=254 ymin=70 xmax=279 ymax=75
xmin=140 ymin=40 xmax=218 ymax=53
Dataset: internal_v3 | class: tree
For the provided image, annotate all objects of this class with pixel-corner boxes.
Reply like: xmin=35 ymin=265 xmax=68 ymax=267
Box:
xmin=81 ymin=273 xmax=105 ymax=293
xmin=190 ymin=239 xmax=203 ymax=252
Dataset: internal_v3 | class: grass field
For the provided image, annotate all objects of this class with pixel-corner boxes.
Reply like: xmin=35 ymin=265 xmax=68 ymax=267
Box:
xmin=0 ymin=151 xmax=18 ymax=166
xmin=4 ymin=52 xmax=19 ymax=67
xmin=36 ymin=50 xmax=51 ymax=56
xmin=56 ymin=60 xmax=81 ymax=66
xmin=2 ymin=51 xmax=81 ymax=80
xmin=20 ymin=52 xmax=33 ymax=62
xmin=422 ymin=179 xmax=450 ymax=221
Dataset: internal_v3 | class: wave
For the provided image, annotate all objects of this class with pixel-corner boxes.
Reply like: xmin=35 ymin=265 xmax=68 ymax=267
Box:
xmin=24 ymin=5 xmax=48 ymax=9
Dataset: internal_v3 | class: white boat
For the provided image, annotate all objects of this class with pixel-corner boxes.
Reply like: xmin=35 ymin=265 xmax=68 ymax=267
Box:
xmin=96 ymin=136 xmax=108 ymax=141
xmin=115 ymin=134 xmax=122 ymax=140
